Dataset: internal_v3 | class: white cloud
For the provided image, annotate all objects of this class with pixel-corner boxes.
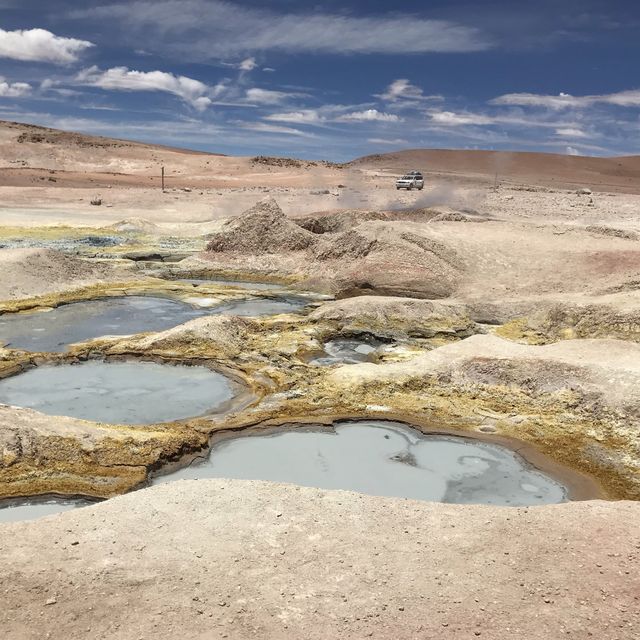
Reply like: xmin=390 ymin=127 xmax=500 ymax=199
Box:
xmin=0 ymin=28 xmax=93 ymax=64
xmin=426 ymin=109 xmax=590 ymax=132
xmin=77 ymin=66 xmax=213 ymax=110
xmin=245 ymin=88 xmax=297 ymax=105
xmin=377 ymin=79 xmax=441 ymax=104
xmin=566 ymin=146 xmax=580 ymax=156
xmin=368 ymin=138 xmax=409 ymax=145
xmin=71 ymin=1 xmax=491 ymax=57
xmin=428 ymin=110 xmax=494 ymax=126
xmin=492 ymin=89 xmax=640 ymax=110
xmin=265 ymin=110 xmax=324 ymax=124
xmin=239 ymin=57 xmax=257 ymax=71
xmin=236 ymin=121 xmax=313 ymax=137
xmin=0 ymin=77 xmax=31 ymax=97
xmin=338 ymin=109 xmax=401 ymax=123
xmin=555 ymin=127 xmax=588 ymax=138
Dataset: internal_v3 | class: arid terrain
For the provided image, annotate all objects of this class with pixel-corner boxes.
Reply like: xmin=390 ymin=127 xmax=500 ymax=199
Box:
xmin=1 ymin=120 xmax=639 ymax=639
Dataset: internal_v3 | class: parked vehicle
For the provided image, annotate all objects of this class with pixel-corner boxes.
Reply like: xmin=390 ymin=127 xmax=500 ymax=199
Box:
xmin=396 ymin=171 xmax=424 ymax=190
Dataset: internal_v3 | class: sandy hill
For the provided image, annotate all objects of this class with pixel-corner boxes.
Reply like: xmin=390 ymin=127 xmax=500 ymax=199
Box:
xmin=0 ymin=120 xmax=339 ymax=190
xmin=353 ymin=148 xmax=640 ymax=193
xmin=2 ymin=119 xmax=639 ymax=194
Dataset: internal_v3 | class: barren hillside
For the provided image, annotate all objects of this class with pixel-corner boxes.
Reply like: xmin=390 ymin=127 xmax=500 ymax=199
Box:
xmin=354 ymin=148 xmax=640 ymax=193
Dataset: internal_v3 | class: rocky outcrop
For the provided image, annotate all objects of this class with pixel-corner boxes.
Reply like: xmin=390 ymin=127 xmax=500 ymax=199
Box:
xmin=103 ymin=315 xmax=257 ymax=359
xmin=0 ymin=404 xmax=204 ymax=498
xmin=497 ymin=300 xmax=640 ymax=344
xmin=310 ymin=296 xmax=475 ymax=339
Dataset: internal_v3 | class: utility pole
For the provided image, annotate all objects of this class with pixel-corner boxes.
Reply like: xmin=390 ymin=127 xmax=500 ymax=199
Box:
xmin=161 ymin=166 xmax=165 ymax=192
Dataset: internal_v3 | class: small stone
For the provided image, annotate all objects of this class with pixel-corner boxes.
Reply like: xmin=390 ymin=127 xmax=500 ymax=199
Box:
xmin=45 ymin=598 xmax=57 ymax=605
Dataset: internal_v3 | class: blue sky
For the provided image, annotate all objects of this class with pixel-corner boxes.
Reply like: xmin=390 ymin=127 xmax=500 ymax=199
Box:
xmin=0 ymin=0 xmax=638 ymax=160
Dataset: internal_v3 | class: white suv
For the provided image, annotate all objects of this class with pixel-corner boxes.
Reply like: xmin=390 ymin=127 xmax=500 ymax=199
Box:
xmin=396 ymin=171 xmax=424 ymax=190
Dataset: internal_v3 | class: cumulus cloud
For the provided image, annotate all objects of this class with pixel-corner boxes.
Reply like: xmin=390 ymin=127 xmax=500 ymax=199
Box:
xmin=492 ymin=89 xmax=640 ymax=110
xmin=338 ymin=109 xmax=402 ymax=122
xmin=565 ymin=146 xmax=580 ymax=156
xmin=77 ymin=66 xmax=213 ymax=110
xmin=0 ymin=28 xmax=93 ymax=64
xmin=0 ymin=77 xmax=31 ymax=97
xmin=71 ymin=1 xmax=491 ymax=57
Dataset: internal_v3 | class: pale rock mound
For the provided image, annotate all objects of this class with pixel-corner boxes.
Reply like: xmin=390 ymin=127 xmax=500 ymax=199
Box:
xmin=310 ymin=222 xmax=463 ymax=298
xmin=0 ymin=248 xmax=124 ymax=301
xmin=109 ymin=315 xmax=255 ymax=358
xmin=110 ymin=217 xmax=159 ymax=234
xmin=206 ymin=197 xmax=317 ymax=253
xmin=200 ymin=200 xmax=465 ymax=297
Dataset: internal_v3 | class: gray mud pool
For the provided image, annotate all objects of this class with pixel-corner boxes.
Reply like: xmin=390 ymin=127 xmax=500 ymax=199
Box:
xmin=0 ymin=497 xmax=95 ymax=524
xmin=0 ymin=361 xmax=234 ymax=424
xmin=311 ymin=338 xmax=381 ymax=365
xmin=0 ymin=294 xmax=308 ymax=352
xmin=178 ymin=278 xmax=284 ymax=291
xmin=157 ymin=421 xmax=568 ymax=506
xmin=209 ymin=296 xmax=306 ymax=317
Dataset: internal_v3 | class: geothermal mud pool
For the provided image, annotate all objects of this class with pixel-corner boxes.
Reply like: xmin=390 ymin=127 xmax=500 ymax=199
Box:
xmin=177 ymin=278 xmax=285 ymax=290
xmin=156 ymin=421 xmax=568 ymax=506
xmin=0 ymin=294 xmax=308 ymax=351
xmin=0 ymin=497 xmax=96 ymax=523
xmin=205 ymin=295 xmax=307 ymax=316
xmin=311 ymin=337 xmax=382 ymax=365
xmin=0 ymin=361 xmax=235 ymax=424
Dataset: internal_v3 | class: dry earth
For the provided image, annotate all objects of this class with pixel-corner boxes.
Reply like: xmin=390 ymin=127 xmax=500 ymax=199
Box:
xmin=0 ymin=480 xmax=638 ymax=640
xmin=1 ymin=120 xmax=640 ymax=639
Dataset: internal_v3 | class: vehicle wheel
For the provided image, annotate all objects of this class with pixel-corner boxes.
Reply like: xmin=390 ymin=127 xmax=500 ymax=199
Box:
xmin=419 ymin=186 xmax=424 ymax=190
